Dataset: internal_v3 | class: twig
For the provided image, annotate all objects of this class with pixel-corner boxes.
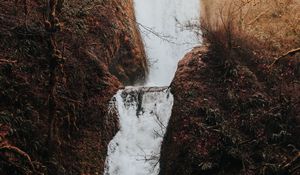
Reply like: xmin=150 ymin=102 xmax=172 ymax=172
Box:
xmin=271 ymin=47 xmax=300 ymax=66
xmin=58 ymin=96 xmax=83 ymax=106
xmin=281 ymin=152 xmax=300 ymax=173
xmin=0 ymin=59 xmax=17 ymax=64
xmin=127 ymin=14 xmax=196 ymax=46
xmin=0 ymin=145 xmax=35 ymax=171
xmin=135 ymin=21 xmax=177 ymax=44
xmin=247 ymin=8 xmax=270 ymax=25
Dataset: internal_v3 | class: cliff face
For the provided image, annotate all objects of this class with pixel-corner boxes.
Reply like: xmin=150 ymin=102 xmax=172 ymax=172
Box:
xmin=0 ymin=0 xmax=147 ymax=174
xmin=160 ymin=1 xmax=299 ymax=174
xmin=159 ymin=45 xmax=299 ymax=174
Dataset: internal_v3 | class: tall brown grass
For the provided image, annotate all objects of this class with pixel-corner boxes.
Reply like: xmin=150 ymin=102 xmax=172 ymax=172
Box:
xmin=200 ymin=0 xmax=300 ymax=56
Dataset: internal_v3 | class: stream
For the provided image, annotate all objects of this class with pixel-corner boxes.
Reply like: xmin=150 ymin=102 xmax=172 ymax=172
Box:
xmin=104 ymin=0 xmax=200 ymax=174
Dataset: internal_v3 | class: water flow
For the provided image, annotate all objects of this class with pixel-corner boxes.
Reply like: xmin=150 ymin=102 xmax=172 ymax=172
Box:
xmin=104 ymin=0 xmax=200 ymax=174
xmin=104 ymin=87 xmax=173 ymax=175
xmin=135 ymin=0 xmax=200 ymax=86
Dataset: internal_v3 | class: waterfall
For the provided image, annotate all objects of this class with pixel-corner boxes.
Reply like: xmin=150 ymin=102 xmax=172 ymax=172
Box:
xmin=135 ymin=0 xmax=200 ymax=86
xmin=104 ymin=87 xmax=173 ymax=175
xmin=104 ymin=0 xmax=200 ymax=174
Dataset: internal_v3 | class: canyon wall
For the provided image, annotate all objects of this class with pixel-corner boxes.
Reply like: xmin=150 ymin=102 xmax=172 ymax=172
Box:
xmin=160 ymin=1 xmax=299 ymax=174
xmin=0 ymin=0 xmax=147 ymax=174
xmin=159 ymin=45 xmax=299 ymax=174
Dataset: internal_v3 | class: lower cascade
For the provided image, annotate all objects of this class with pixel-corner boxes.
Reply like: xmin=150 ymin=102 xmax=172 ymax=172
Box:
xmin=104 ymin=87 xmax=174 ymax=175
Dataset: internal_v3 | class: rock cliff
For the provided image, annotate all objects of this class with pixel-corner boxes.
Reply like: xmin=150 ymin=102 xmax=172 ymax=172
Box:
xmin=0 ymin=0 xmax=147 ymax=174
xmin=160 ymin=45 xmax=299 ymax=174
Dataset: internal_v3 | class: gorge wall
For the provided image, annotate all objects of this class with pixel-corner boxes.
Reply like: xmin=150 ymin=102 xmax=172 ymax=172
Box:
xmin=159 ymin=0 xmax=300 ymax=174
xmin=160 ymin=45 xmax=299 ymax=174
xmin=0 ymin=0 xmax=147 ymax=174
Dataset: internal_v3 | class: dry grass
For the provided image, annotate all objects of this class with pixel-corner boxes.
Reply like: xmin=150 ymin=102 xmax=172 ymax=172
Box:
xmin=198 ymin=0 xmax=300 ymax=106
xmin=201 ymin=0 xmax=300 ymax=55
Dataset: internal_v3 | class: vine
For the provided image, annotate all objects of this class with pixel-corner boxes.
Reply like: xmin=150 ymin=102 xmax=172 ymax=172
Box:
xmin=44 ymin=0 xmax=65 ymax=156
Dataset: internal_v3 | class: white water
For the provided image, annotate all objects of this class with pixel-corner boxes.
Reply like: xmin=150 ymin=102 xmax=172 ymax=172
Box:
xmin=104 ymin=87 xmax=173 ymax=175
xmin=104 ymin=0 xmax=200 ymax=174
xmin=135 ymin=0 xmax=200 ymax=86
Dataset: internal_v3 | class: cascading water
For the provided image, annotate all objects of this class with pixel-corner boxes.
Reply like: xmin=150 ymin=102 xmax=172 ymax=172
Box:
xmin=104 ymin=87 xmax=173 ymax=175
xmin=135 ymin=0 xmax=200 ymax=86
xmin=104 ymin=0 xmax=200 ymax=174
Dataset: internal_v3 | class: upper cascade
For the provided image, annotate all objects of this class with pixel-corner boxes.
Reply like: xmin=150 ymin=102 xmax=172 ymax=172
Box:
xmin=134 ymin=0 xmax=200 ymax=86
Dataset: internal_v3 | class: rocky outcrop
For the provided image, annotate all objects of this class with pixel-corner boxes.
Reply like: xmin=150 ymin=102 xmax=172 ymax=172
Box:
xmin=160 ymin=46 xmax=299 ymax=174
xmin=0 ymin=0 xmax=147 ymax=174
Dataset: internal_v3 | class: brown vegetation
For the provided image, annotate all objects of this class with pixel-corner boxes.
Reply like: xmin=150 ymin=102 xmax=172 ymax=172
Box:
xmin=201 ymin=0 xmax=300 ymax=55
xmin=160 ymin=1 xmax=299 ymax=175
xmin=0 ymin=0 xmax=147 ymax=174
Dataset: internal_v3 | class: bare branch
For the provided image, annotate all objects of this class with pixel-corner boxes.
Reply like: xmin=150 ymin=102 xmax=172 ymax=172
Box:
xmin=271 ymin=47 xmax=300 ymax=66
